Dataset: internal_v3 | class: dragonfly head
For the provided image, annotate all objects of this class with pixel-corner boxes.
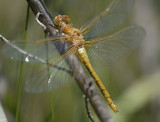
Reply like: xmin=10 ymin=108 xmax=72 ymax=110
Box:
xmin=54 ymin=15 xmax=70 ymax=28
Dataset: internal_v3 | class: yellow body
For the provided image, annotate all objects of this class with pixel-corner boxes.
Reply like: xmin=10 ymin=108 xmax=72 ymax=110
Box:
xmin=77 ymin=47 xmax=118 ymax=112
xmin=54 ymin=14 xmax=118 ymax=112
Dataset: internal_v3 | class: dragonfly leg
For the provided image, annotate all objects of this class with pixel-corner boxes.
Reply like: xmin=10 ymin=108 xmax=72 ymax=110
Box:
xmin=35 ymin=12 xmax=47 ymax=30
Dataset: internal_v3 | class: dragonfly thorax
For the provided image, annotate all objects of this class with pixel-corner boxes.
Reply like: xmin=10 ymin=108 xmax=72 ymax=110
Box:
xmin=54 ymin=15 xmax=85 ymax=47
xmin=61 ymin=23 xmax=81 ymax=36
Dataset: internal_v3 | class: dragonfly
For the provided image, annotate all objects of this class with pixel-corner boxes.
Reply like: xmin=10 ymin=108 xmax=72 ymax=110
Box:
xmin=0 ymin=0 xmax=145 ymax=112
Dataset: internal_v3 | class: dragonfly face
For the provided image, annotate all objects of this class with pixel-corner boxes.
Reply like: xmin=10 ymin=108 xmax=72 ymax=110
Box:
xmin=54 ymin=15 xmax=70 ymax=27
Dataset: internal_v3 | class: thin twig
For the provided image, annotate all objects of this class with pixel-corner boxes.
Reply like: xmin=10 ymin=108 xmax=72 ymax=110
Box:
xmin=26 ymin=0 xmax=114 ymax=121
xmin=84 ymin=94 xmax=95 ymax=122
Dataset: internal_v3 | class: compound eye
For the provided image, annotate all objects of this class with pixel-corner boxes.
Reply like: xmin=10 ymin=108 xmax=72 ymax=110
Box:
xmin=54 ymin=15 xmax=62 ymax=26
xmin=62 ymin=15 xmax=70 ymax=24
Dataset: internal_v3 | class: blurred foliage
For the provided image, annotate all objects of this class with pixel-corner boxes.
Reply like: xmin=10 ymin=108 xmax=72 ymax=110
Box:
xmin=0 ymin=0 xmax=160 ymax=122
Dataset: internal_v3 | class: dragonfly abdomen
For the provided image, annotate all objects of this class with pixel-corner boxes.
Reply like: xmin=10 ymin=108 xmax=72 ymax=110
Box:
xmin=77 ymin=47 xmax=118 ymax=112
xmin=86 ymin=61 xmax=118 ymax=112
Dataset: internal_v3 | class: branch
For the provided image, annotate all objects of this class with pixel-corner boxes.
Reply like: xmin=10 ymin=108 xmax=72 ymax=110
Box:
xmin=26 ymin=0 xmax=114 ymax=121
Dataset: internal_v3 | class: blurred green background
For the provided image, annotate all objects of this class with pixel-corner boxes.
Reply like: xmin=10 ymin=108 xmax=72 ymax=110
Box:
xmin=0 ymin=0 xmax=160 ymax=122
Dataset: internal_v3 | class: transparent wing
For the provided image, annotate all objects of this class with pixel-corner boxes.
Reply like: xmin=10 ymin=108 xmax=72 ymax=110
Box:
xmin=86 ymin=25 xmax=145 ymax=66
xmin=1 ymin=36 xmax=76 ymax=93
xmin=2 ymin=38 xmax=71 ymax=63
xmin=25 ymin=59 xmax=75 ymax=93
xmin=25 ymin=47 xmax=77 ymax=93
xmin=81 ymin=0 xmax=134 ymax=38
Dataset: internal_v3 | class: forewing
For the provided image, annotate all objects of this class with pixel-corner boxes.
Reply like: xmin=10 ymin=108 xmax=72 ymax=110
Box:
xmin=2 ymin=39 xmax=70 ymax=63
xmin=82 ymin=0 xmax=134 ymax=38
xmin=1 ymin=37 xmax=76 ymax=93
xmin=86 ymin=25 xmax=145 ymax=66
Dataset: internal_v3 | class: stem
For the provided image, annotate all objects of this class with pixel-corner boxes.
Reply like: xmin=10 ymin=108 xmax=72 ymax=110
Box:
xmin=49 ymin=92 xmax=54 ymax=121
xmin=15 ymin=5 xmax=29 ymax=122
xmin=45 ymin=36 xmax=54 ymax=121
